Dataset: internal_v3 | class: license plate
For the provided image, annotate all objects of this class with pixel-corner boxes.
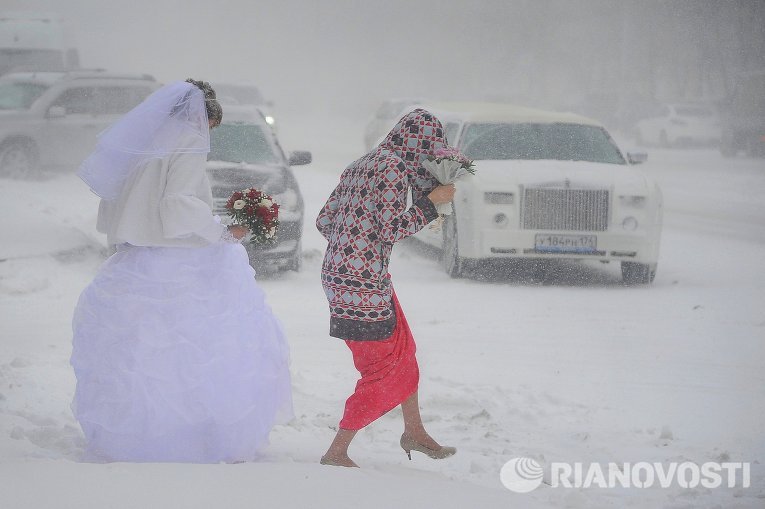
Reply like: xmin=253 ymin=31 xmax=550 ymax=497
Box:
xmin=535 ymin=234 xmax=597 ymax=253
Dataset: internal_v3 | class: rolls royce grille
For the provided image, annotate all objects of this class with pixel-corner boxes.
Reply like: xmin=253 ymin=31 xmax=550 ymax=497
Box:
xmin=522 ymin=188 xmax=609 ymax=231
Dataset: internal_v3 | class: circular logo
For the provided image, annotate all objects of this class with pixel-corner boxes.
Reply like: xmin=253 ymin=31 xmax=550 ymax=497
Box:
xmin=500 ymin=457 xmax=544 ymax=493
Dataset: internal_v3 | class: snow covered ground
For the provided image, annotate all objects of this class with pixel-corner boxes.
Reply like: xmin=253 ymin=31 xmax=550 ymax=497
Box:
xmin=0 ymin=137 xmax=763 ymax=508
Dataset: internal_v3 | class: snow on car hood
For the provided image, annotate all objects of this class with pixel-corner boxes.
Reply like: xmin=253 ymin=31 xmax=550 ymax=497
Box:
xmin=465 ymin=159 xmax=649 ymax=193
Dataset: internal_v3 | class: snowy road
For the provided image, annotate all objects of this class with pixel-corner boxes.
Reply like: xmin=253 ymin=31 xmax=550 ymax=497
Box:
xmin=0 ymin=145 xmax=763 ymax=508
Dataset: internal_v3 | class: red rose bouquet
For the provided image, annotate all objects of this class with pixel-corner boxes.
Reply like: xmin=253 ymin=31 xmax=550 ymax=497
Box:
xmin=225 ymin=187 xmax=279 ymax=244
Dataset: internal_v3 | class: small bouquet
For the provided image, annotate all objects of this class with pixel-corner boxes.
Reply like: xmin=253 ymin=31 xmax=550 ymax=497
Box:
xmin=422 ymin=147 xmax=476 ymax=216
xmin=225 ymin=188 xmax=279 ymax=244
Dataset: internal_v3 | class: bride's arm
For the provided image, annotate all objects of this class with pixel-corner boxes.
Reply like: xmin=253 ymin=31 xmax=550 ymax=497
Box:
xmin=159 ymin=152 xmax=227 ymax=243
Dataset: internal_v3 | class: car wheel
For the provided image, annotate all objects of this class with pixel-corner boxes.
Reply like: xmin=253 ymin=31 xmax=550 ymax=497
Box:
xmin=621 ymin=261 xmax=656 ymax=285
xmin=0 ymin=141 xmax=38 ymax=179
xmin=441 ymin=215 xmax=464 ymax=278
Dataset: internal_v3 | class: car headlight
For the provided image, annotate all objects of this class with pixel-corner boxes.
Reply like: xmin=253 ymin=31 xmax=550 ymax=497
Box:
xmin=485 ymin=192 xmax=514 ymax=204
xmin=619 ymin=195 xmax=646 ymax=208
xmin=264 ymin=115 xmax=275 ymax=126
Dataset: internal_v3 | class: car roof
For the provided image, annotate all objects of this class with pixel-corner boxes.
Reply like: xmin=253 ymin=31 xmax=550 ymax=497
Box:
xmin=416 ymin=101 xmax=604 ymax=127
xmin=214 ymin=82 xmax=262 ymax=91
xmin=0 ymin=70 xmax=156 ymax=85
xmin=213 ymin=82 xmax=266 ymax=104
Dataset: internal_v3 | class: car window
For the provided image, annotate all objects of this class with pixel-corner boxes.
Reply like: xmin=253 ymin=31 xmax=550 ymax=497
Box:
xmin=460 ymin=123 xmax=626 ymax=165
xmin=95 ymin=86 xmax=153 ymax=115
xmin=209 ymin=123 xmax=279 ymax=165
xmin=0 ymin=81 xmax=48 ymax=110
xmin=50 ymin=87 xmax=97 ymax=115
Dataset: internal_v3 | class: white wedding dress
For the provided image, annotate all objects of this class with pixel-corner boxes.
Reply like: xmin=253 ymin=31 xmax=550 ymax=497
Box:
xmin=71 ymin=81 xmax=292 ymax=463
xmin=71 ymin=241 xmax=293 ymax=463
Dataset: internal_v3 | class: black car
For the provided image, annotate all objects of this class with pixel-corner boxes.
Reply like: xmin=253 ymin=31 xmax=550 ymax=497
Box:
xmin=206 ymin=107 xmax=311 ymax=271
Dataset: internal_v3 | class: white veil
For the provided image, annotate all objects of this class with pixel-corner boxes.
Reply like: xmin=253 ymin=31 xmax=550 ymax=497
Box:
xmin=78 ymin=81 xmax=211 ymax=200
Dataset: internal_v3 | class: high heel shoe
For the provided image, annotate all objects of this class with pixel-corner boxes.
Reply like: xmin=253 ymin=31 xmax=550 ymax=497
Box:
xmin=400 ymin=433 xmax=456 ymax=460
xmin=320 ymin=455 xmax=359 ymax=468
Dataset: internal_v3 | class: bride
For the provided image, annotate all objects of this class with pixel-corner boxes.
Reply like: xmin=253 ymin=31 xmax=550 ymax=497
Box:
xmin=70 ymin=79 xmax=293 ymax=463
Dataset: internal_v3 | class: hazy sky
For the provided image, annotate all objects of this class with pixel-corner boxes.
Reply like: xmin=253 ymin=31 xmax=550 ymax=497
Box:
xmin=5 ymin=0 xmax=764 ymax=150
xmin=1 ymin=1 xmax=649 ymax=110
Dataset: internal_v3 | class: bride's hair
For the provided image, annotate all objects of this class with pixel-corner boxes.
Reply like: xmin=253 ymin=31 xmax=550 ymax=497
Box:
xmin=186 ymin=78 xmax=223 ymax=126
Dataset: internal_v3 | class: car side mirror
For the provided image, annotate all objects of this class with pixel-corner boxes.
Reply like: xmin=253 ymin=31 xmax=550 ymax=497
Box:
xmin=288 ymin=150 xmax=312 ymax=166
xmin=627 ymin=152 xmax=647 ymax=165
xmin=48 ymin=106 xmax=66 ymax=118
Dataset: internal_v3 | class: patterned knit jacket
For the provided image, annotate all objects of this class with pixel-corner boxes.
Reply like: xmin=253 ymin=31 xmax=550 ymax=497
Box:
xmin=316 ymin=109 xmax=449 ymax=340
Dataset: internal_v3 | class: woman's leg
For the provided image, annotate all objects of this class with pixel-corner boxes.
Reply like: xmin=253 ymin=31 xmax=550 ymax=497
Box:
xmin=400 ymin=390 xmax=442 ymax=449
xmin=322 ymin=428 xmax=359 ymax=467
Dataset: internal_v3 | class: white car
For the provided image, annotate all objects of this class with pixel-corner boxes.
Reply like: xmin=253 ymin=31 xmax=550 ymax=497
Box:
xmin=415 ymin=103 xmax=663 ymax=285
xmin=0 ymin=70 xmax=158 ymax=177
xmin=634 ymin=103 xmax=720 ymax=147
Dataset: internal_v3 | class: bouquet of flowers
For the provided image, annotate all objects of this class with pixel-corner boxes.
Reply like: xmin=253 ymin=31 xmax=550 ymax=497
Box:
xmin=225 ymin=187 xmax=279 ymax=244
xmin=422 ymin=147 xmax=476 ymax=216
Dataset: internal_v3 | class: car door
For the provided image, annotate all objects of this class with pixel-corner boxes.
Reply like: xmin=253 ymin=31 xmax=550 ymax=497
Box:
xmin=37 ymin=85 xmax=103 ymax=169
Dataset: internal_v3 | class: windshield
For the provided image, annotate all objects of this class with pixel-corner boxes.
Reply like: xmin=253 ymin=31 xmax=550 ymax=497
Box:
xmin=0 ymin=81 xmax=48 ymax=110
xmin=209 ymin=123 xmax=279 ymax=165
xmin=460 ymin=123 xmax=626 ymax=165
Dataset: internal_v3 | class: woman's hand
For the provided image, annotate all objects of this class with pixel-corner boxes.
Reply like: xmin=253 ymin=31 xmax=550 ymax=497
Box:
xmin=227 ymin=225 xmax=249 ymax=240
xmin=427 ymin=184 xmax=456 ymax=205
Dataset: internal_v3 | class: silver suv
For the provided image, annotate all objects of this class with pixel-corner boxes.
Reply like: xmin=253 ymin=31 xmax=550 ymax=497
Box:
xmin=0 ymin=70 xmax=159 ymax=177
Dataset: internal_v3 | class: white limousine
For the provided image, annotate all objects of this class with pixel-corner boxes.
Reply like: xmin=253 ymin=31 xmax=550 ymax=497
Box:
xmin=415 ymin=103 xmax=663 ymax=285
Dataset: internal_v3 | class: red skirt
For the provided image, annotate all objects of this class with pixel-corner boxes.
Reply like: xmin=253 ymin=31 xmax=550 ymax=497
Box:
xmin=339 ymin=291 xmax=419 ymax=430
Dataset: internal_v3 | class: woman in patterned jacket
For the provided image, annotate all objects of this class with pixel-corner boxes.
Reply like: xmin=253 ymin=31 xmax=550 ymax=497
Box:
xmin=316 ymin=109 xmax=456 ymax=467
